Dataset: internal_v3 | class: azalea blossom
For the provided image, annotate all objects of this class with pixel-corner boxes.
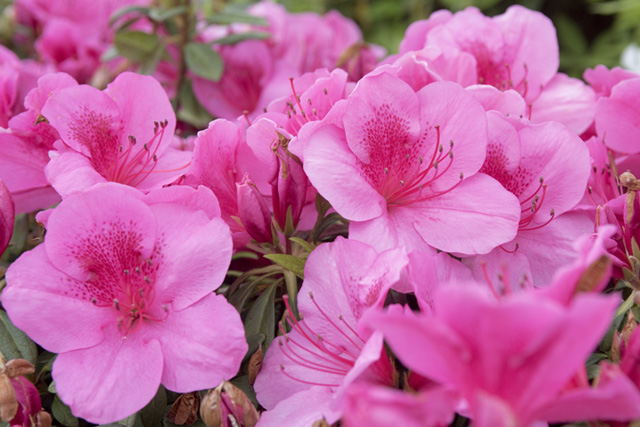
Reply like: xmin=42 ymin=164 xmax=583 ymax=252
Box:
xmin=41 ymin=72 xmax=191 ymax=198
xmin=254 ymin=237 xmax=407 ymax=425
xmin=2 ymin=183 xmax=246 ymax=423
xmin=301 ymin=71 xmax=520 ymax=254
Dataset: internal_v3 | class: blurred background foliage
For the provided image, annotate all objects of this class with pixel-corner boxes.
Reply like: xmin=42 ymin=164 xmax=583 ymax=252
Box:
xmin=223 ymin=0 xmax=640 ymax=78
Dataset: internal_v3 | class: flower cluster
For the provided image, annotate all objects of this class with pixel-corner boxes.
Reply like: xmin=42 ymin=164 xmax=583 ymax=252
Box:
xmin=1 ymin=1 xmax=640 ymax=426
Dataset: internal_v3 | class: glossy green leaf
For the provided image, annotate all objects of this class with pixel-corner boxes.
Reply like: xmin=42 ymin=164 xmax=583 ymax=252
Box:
xmin=212 ymin=31 xmax=271 ymax=45
xmin=244 ymin=284 xmax=277 ymax=349
xmin=114 ymin=31 xmax=161 ymax=61
xmin=140 ymin=385 xmax=167 ymax=427
xmin=52 ymin=396 xmax=79 ymax=427
xmin=207 ymin=11 xmax=268 ymax=26
xmin=0 ymin=310 xmax=37 ymax=364
xmin=264 ymin=254 xmax=305 ymax=278
xmin=184 ymin=42 xmax=224 ymax=82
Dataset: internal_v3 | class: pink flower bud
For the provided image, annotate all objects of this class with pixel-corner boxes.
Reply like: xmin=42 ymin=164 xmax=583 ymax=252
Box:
xmin=200 ymin=382 xmax=259 ymax=427
xmin=237 ymin=175 xmax=273 ymax=243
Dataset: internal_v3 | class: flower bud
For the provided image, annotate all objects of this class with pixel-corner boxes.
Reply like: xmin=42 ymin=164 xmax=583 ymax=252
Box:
xmin=200 ymin=381 xmax=259 ymax=427
xmin=237 ymin=175 xmax=273 ymax=243
xmin=9 ymin=376 xmax=42 ymax=427
xmin=167 ymin=392 xmax=200 ymax=425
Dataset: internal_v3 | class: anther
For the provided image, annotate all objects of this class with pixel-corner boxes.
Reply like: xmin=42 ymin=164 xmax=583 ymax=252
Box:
xmin=450 ymin=140 xmax=454 ymax=148
xmin=91 ymin=297 xmax=97 ymax=304
xmin=323 ymin=88 xmax=328 ymax=95
xmin=459 ymin=172 xmax=464 ymax=180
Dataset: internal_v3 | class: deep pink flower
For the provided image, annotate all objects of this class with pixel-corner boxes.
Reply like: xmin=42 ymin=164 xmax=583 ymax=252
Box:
xmin=0 ymin=179 xmax=14 ymax=256
xmin=3 ymin=183 xmax=246 ymax=423
xmin=254 ymin=237 xmax=407 ymax=425
xmin=301 ymin=71 xmax=520 ymax=254
xmin=367 ymin=285 xmax=634 ymax=426
xmin=9 ymin=376 xmax=41 ymax=427
xmin=41 ymin=72 xmax=190 ymax=198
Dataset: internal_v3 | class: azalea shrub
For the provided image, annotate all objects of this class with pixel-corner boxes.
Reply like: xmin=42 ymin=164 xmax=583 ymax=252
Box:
xmin=1 ymin=1 xmax=640 ymax=427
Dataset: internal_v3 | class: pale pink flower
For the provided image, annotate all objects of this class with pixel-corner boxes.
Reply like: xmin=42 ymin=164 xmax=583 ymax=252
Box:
xmin=254 ymin=237 xmax=407 ymax=425
xmin=41 ymin=72 xmax=190 ymax=198
xmin=3 ymin=183 xmax=246 ymax=424
xmin=301 ymin=71 xmax=520 ymax=254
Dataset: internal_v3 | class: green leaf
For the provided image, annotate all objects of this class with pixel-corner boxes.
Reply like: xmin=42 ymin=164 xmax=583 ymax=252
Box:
xmin=109 ymin=5 xmax=150 ymax=26
xmin=138 ymin=42 xmax=167 ymax=75
xmin=148 ymin=6 xmax=187 ymax=23
xmin=289 ymin=237 xmax=315 ymax=254
xmin=207 ymin=11 xmax=269 ymax=26
xmin=184 ymin=42 xmax=224 ymax=82
xmin=244 ymin=284 xmax=277 ymax=349
xmin=48 ymin=381 xmax=56 ymax=394
xmin=114 ymin=30 xmax=161 ymax=61
xmin=52 ymin=396 xmax=79 ymax=427
xmin=264 ymin=254 xmax=305 ymax=278
xmin=212 ymin=31 xmax=271 ymax=45
xmin=244 ymin=333 xmax=265 ymax=362
xmin=176 ymin=79 xmax=213 ymax=128
xmin=0 ymin=310 xmax=37 ymax=364
xmin=139 ymin=385 xmax=167 ymax=427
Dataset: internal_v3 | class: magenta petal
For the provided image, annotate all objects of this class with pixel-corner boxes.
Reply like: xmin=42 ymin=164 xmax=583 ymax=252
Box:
xmin=53 ymin=327 xmax=163 ymax=424
xmin=537 ymin=363 xmax=640 ymax=423
xmin=3 ymin=247 xmax=108 ymax=353
xmin=148 ymin=293 xmax=246 ymax=392
xmin=304 ymin=125 xmax=386 ymax=221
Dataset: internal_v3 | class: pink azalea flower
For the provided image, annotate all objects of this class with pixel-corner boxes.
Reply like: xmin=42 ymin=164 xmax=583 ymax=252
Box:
xmin=254 ymin=237 xmax=407 ymax=425
xmin=366 ymin=284 xmax=636 ymax=426
xmin=595 ymin=77 xmax=640 ymax=154
xmin=41 ymin=72 xmax=190 ymax=198
xmin=0 ymin=179 xmax=14 ymax=256
xmin=467 ymin=112 xmax=593 ymax=285
xmin=185 ymin=119 xmax=272 ymax=247
xmin=301 ymin=71 xmax=520 ymax=254
xmin=2 ymin=183 xmax=246 ymax=423
xmin=584 ymin=65 xmax=639 ymax=99
xmin=0 ymin=72 xmax=76 ymax=213
xmin=397 ymin=5 xmax=595 ymax=134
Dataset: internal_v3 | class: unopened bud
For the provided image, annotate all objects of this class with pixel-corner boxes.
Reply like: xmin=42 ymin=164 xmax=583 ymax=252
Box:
xmin=200 ymin=382 xmax=259 ymax=427
xmin=36 ymin=410 xmax=53 ymax=427
xmin=4 ymin=359 xmax=35 ymax=378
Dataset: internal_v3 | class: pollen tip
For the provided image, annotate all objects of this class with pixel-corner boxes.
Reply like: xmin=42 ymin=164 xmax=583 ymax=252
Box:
xmin=459 ymin=172 xmax=464 ymax=180
xmin=308 ymin=291 xmax=314 ymax=298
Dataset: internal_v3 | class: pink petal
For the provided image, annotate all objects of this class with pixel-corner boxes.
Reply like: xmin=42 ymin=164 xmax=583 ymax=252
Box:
xmin=257 ymin=387 xmax=339 ymax=427
xmin=148 ymin=293 xmax=246 ymax=392
xmin=44 ymin=183 xmax=157 ymax=281
xmin=303 ymin=125 xmax=386 ymax=221
xmin=595 ymin=77 xmax=640 ymax=154
xmin=0 ymin=179 xmax=14 ymax=255
xmin=149 ymin=203 xmax=231 ymax=311
xmin=45 ymin=150 xmax=108 ymax=199
xmin=53 ymin=326 xmax=163 ymax=424
xmin=3 ymin=247 xmax=108 ymax=353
